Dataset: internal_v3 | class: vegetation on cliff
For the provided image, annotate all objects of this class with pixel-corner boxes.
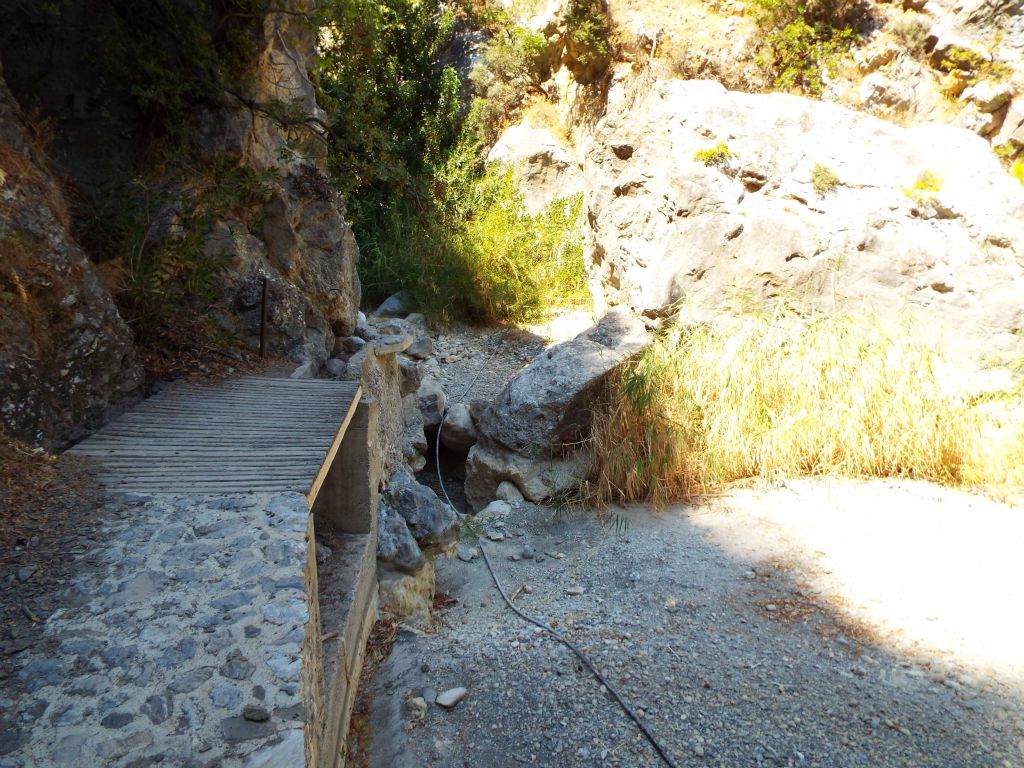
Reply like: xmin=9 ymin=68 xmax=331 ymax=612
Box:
xmin=319 ymin=0 xmax=592 ymax=322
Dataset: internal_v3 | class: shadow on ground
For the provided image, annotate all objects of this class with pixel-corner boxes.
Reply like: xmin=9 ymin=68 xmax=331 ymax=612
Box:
xmin=359 ymin=484 xmax=1024 ymax=768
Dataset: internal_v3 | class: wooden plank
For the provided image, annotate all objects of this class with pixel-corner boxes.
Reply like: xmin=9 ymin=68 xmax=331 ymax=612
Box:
xmin=70 ymin=375 xmax=362 ymax=497
xmin=306 ymin=385 xmax=362 ymax=508
xmin=109 ymin=405 xmax=344 ymax=417
xmin=87 ymin=469 xmax=323 ymax=478
xmin=91 ymin=427 xmax=339 ymax=437
xmin=74 ymin=449 xmax=328 ymax=458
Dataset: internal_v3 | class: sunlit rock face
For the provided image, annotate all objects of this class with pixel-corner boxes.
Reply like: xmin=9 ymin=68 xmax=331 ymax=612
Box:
xmin=584 ymin=79 xmax=1024 ymax=369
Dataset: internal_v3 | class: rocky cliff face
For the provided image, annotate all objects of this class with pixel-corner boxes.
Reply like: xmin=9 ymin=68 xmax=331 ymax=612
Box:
xmin=196 ymin=10 xmax=361 ymax=363
xmin=0 ymin=5 xmax=361 ymax=445
xmin=0 ymin=64 xmax=142 ymax=445
xmin=583 ymin=78 xmax=1024 ymax=370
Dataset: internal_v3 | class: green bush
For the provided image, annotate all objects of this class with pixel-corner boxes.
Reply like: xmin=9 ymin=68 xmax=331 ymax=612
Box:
xmin=938 ymin=45 xmax=1012 ymax=86
xmin=469 ymin=25 xmax=548 ymax=146
xmin=317 ymin=0 xmax=458 ymax=201
xmin=812 ymin=163 xmax=839 ymax=194
xmin=355 ymin=162 xmax=587 ymax=324
xmin=904 ymin=170 xmax=942 ymax=204
xmin=320 ymin=1 xmax=591 ymax=323
xmin=454 ymin=170 xmax=587 ymax=321
xmin=564 ymin=0 xmax=613 ymax=80
xmin=752 ymin=0 xmax=861 ymax=95
xmin=693 ymin=143 xmax=736 ymax=168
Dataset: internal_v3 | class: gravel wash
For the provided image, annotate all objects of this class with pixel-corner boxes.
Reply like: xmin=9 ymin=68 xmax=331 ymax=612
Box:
xmin=364 ymin=487 xmax=1024 ymax=768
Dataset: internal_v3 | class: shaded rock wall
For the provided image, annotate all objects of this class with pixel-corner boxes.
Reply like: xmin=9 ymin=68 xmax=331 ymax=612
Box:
xmin=0 ymin=3 xmax=361 ymax=444
xmin=0 ymin=63 xmax=142 ymax=445
xmin=196 ymin=9 xmax=360 ymax=363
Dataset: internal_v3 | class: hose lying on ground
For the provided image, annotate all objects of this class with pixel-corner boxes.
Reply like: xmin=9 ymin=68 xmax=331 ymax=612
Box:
xmin=432 ymin=339 xmax=680 ymax=768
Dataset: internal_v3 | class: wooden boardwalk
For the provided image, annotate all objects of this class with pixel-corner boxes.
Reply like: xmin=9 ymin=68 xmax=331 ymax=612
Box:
xmin=71 ymin=376 xmax=362 ymax=500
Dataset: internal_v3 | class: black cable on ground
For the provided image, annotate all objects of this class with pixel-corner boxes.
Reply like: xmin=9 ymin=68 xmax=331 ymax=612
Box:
xmin=432 ymin=343 xmax=680 ymax=768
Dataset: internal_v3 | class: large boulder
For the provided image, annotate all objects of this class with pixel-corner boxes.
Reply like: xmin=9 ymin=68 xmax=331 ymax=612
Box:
xmin=464 ymin=309 xmax=649 ymax=510
xmin=384 ymin=467 xmax=459 ymax=544
xmin=377 ymin=506 xmax=425 ymax=575
xmin=417 ymin=376 xmax=447 ymax=429
xmin=440 ymin=402 xmax=477 ymax=452
xmin=584 ymin=79 xmax=1024 ymax=367
xmin=465 ymin=446 xmax=588 ymax=510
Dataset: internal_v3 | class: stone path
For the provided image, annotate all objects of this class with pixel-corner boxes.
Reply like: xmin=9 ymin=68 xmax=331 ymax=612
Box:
xmin=1 ymin=493 xmax=312 ymax=767
xmin=1 ymin=375 xmax=368 ymax=767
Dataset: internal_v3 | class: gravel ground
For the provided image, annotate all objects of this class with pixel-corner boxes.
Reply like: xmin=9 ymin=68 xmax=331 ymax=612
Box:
xmin=362 ymin=482 xmax=1024 ymax=768
xmin=426 ymin=310 xmax=597 ymax=409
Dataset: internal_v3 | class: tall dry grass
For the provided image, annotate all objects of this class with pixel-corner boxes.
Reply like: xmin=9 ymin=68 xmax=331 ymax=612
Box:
xmin=585 ymin=310 xmax=1024 ymax=507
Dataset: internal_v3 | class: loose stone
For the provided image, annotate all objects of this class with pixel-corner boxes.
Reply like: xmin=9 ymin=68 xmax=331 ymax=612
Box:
xmin=242 ymin=704 xmax=271 ymax=722
xmin=435 ymin=687 xmax=467 ymax=709
xmin=221 ymin=716 xmax=275 ymax=743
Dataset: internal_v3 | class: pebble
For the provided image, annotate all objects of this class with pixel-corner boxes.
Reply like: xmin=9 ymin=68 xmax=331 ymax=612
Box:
xmin=15 ymin=566 xmax=36 ymax=583
xmin=242 ymin=705 xmax=270 ymax=722
xmin=407 ymin=696 xmax=427 ymax=722
xmin=435 ymin=687 xmax=467 ymax=708
xmin=566 ymin=587 xmax=586 ymax=596
xmin=487 ymin=532 xmax=505 ymax=542
xmin=457 ymin=545 xmax=479 ymax=562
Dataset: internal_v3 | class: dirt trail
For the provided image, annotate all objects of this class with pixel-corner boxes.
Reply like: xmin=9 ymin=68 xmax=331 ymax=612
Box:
xmin=357 ymin=320 xmax=1024 ymax=768
xmin=361 ymin=484 xmax=1023 ymax=767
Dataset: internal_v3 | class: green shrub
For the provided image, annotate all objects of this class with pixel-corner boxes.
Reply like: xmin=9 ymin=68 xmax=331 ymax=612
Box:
xmin=564 ymin=0 xmax=613 ymax=80
xmin=1011 ymin=159 xmax=1024 ymax=188
xmin=904 ymin=170 xmax=942 ymax=204
xmin=453 ymin=169 xmax=587 ymax=322
xmin=752 ymin=0 xmax=862 ymax=95
xmin=318 ymin=0 xmax=458 ymax=201
xmin=469 ymin=25 xmax=548 ymax=146
xmin=693 ymin=143 xmax=736 ymax=168
xmin=757 ymin=17 xmax=855 ymax=94
xmin=812 ymin=163 xmax=840 ymax=194
xmin=938 ymin=45 xmax=1012 ymax=85
xmin=356 ymin=161 xmax=587 ymax=323
xmin=323 ymin=1 xmax=593 ymax=324
xmin=889 ymin=12 xmax=930 ymax=55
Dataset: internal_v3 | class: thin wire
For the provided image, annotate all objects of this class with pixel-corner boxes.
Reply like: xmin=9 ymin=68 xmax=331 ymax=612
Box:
xmin=432 ymin=334 xmax=680 ymax=768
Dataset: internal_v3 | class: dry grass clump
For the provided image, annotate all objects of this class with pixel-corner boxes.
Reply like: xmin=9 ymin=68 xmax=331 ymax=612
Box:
xmin=585 ymin=310 xmax=1024 ymax=507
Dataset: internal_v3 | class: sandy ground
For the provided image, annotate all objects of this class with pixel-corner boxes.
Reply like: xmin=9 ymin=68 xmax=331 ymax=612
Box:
xmin=361 ymin=479 xmax=1024 ymax=767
